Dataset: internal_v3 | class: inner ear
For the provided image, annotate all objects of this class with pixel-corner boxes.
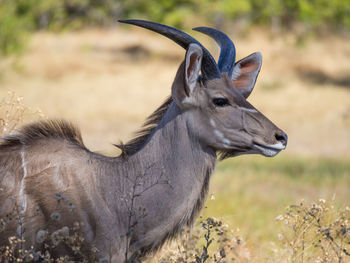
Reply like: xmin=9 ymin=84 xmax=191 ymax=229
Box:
xmin=185 ymin=44 xmax=203 ymax=95
xmin=232 ymin=52 xmax=262 ymax=98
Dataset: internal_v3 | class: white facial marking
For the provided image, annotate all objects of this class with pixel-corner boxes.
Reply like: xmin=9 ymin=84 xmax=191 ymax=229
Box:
xmin=182 ymin=96 xmax=192 ymax=104
xmin=214 ymin=129 xmax=232 ymax=148
xmin=223 ymin=139 xmax=230 ymax=146
xmin=266 ymin=141 xmax=285 ymax=150
xmin=238 ymin=106 xmax=258 ymax=113
xmin=253 ymin=141 xmax=286 ymax=157
xmin=210 ymin=119 xmax=216 ymax=127
xmin=253 ymin=144 xmax=279 ymax=157
xmin=181 ymin=96 xmax=197 ymax=107
xmin=20 ymin=147 xmax=28 ymax=213
xmin=214 ymin=129 xmax=224 ymax=138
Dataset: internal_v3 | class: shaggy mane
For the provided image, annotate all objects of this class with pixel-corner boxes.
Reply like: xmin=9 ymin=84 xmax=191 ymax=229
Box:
xmin=0 ymin=119 xmax=85 ymax=149
xmin=116 ymin=96 xmax=173 ymax=156
xmin=0 ymin=96 xmax=173 ymax=155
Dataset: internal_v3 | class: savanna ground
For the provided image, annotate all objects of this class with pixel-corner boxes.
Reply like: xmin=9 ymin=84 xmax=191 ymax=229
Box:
xmin=0 ymin=26 xmax=349 ymax=262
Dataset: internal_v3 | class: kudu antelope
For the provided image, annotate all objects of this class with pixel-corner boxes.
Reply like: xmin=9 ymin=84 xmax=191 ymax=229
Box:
xmin=0 ymin=20 xmax=287 ymax=262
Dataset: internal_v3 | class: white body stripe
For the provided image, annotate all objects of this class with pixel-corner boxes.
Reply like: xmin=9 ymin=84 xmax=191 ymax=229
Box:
xmin=238 ymin=106 xmax=258 ymax=113
xmin=214 ymin=130 xmax=224 ymax=138
xmin=19 ymin=148 xmax=28 ymax=213
xmin=223 ymin=138 xmax=230 ymax=146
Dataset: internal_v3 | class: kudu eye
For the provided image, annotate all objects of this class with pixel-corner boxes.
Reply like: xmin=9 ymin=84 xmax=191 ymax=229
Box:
xmin=212 ymin=98 xmax=230 ymax=107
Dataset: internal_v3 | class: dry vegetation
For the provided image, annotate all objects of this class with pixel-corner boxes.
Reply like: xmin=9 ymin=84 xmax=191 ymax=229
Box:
xmin=0 ymin=92 xmax=44 ymax=137
xmin=275 ymin=199 xmax=350 ymax=262
xmin=0 ymin=27 xmax=349 ymax=262
xmin=0 ymin=183 xmax=348 ymax=262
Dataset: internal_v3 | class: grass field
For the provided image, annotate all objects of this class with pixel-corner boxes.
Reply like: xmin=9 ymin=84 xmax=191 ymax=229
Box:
xmin=203 ymin=155 xmax=350 ymax=261
xmin=0 ymin=27 xmax=349 ymax=262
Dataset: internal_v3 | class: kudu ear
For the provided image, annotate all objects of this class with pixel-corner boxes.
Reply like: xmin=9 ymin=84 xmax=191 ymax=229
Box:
xmin=185 ymin=44 xmax=203 ymax=94
xmin=231 ymin=52 xmax=262 ymax=98
xmin=172 ymin=43 xmax=203 ymax=107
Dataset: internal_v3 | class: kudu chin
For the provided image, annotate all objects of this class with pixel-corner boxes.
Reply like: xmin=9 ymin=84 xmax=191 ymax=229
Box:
xmin=0 ymin=20 xmax=287 ymax=262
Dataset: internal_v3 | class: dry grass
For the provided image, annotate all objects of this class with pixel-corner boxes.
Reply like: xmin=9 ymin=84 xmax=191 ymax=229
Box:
xmin=0 ymin=194 xmax=98 ymax=263
xmin=2 ymin=188 xmax=347 ymax=263
xmin=1 ymin=198 xmax=349 ymax=262
xmin=150 ymin=217 xmax=251 ymax=263
xmin=148 ymin=199 xmax=350 ymax=263
xmin=274 ymin=199 xmax=350 ymax=263
xmin=0 ymin=91 xmax=44 ymax=137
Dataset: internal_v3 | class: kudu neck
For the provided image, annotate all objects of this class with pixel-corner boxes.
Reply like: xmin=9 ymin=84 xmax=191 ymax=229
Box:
xmin=122 ymin=102 xmax=217 ymax=253
xmin=131 ymin=102 xmax=216 ymax=173
xmin=97 ymin=102 xmax=217 ymax=255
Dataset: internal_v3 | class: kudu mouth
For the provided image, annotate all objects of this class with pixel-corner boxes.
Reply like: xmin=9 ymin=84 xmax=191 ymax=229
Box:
xmin=252 ymin=130 xmax=288 ymax=157
xmin=219 ymin=139 xmax=286 ymax=159
xmin=252 ymin=141 xmax=286 ymax=157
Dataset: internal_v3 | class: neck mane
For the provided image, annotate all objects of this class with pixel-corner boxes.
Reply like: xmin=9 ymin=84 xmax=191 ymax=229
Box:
xmin=116 ymin=96 xmax=173 ymax=157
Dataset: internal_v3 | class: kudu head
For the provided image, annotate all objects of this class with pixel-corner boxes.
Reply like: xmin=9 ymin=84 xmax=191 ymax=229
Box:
xmin=119 ymin=20 xmax=287 ymax=158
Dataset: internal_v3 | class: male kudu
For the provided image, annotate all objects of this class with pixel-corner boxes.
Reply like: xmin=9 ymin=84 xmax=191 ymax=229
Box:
xmin=0 ymin=20 xmax=287 ymax=262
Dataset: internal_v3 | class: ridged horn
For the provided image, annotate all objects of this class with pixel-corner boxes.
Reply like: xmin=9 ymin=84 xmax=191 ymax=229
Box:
xmin=119 ymin=19 xmax=221 ymax=80
xmin=193 ymin=27 xmax=236 ymax=77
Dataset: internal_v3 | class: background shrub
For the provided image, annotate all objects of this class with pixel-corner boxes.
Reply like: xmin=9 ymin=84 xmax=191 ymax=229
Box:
xmin=0 ymin=0 xmax=350 ymax=56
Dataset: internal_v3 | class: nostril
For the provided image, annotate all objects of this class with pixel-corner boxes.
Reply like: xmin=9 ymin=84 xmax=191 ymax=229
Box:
xmin=275 ymin=131 xmax=288 ymax=146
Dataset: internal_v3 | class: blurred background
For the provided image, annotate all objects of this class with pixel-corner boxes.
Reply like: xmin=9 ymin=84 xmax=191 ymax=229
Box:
xmin=0 ymin=0 xmax=349 ymax=261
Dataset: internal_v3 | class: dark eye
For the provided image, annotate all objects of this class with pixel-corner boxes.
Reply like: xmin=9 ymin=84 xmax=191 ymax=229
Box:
xmin=212 ymin=98 xmax=230 ymax=107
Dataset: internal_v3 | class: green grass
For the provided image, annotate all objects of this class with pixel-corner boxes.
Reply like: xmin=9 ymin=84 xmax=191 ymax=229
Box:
xmin=201 ymin=154 xmax=350 ymax=260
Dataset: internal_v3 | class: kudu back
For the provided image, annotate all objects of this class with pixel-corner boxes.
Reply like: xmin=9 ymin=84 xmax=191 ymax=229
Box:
xmin=0 ymin=20 xmax=287 ymax=262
